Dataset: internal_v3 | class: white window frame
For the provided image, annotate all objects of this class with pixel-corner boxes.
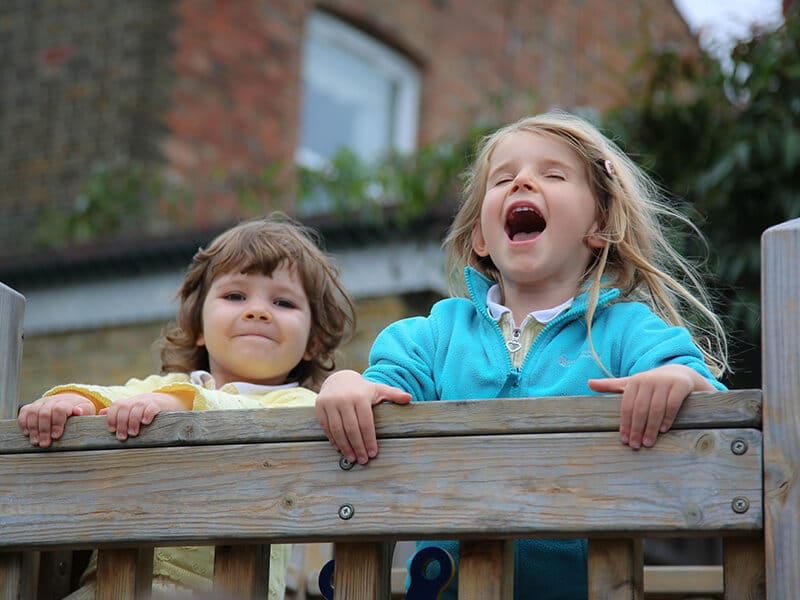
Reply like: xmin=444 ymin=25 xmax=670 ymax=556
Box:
xmin=297 ymin=11 xmax=421 ymax=169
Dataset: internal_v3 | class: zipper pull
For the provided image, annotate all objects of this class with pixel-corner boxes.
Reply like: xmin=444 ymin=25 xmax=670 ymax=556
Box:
xmin=507 ymin=328 xmax=522 ymax=353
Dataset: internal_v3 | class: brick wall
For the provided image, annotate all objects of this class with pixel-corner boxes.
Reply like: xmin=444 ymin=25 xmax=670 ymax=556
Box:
xmin=0 ymin=0 xmax=697 ymax=257
xmin=0 ymin=0 xmax=176 ymax=258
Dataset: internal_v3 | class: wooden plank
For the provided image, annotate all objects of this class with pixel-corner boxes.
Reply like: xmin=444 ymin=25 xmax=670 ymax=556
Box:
xmin=761 ymin=218 xmax=800 ymax=600
xmin=0 ymin=390 xmax=762 ymax=454
xmin=644 ymin=566 xmax=722 ymax=594
xmin=0 ymin=552 xmax=23 ymax=600
xmin=213 ymin=544 xmax=270 ymax=599
xmin=458 ymin=539 xmax=514 ymax=600
xmin=0 ymin=281 xmax=24 ymax=420
xmin=0 ymin=429 xmax=761 ymax=549
xmin=95 ymin=547 xmax=153 ymax=600
xmin=0 ymin=283 xmax=25 ymax=600
xmin=588 ymin=538 xmax=642 ymax=600
xmin=331 ymin=542 xmax=393 ymax=600
xmin=723 ymin=537 xmax=765 ymax=599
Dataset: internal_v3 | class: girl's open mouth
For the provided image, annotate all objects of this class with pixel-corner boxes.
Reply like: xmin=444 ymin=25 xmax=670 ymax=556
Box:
xmin=505 ymin=205 xmax=546 ymax=242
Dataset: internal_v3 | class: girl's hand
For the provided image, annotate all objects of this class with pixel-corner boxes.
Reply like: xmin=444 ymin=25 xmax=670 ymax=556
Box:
xmin=588 ymin=364 xmax=715 ymax=449
xmin=100 ymin=392 xmax=190 ymax=441
xmin=17 ymin=393 xmax=97 ymax=448
xmin=316 ymin=370 xmax=412 ymax=465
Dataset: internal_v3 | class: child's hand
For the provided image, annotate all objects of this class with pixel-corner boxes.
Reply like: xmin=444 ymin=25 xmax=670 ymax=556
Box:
xmin=17 ymin=393 xmax=97 ymax=448
xmin=100 ymin=392 xmax=189 ymax=441
xmin=588 ymin=364 xmax=714 ymax=449
xmin=316 ymin=370 xmax=412 ymax=464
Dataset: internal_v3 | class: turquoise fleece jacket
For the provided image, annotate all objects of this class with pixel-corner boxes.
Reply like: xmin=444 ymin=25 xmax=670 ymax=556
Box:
xmin=363 ymin=267 xmax=725 ymax=600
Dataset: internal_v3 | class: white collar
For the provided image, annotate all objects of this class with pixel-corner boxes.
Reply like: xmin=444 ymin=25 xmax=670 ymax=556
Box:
xmin=189 ymin=370 xmax=299 ymax=393
xmin=486 ymin=284 xmax=573 ymax=326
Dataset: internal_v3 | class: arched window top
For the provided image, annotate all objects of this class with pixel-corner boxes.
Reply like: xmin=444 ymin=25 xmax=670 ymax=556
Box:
xmin=298 ymin=11 xmax=421 ymax=169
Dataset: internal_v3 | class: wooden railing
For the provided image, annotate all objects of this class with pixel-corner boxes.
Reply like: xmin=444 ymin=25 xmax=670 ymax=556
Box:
xmin=0 ymin=217 xmax=798 ymax=600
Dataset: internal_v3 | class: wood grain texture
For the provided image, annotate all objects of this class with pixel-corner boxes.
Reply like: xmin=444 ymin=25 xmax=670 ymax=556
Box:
xmin=761 ymin=218 xmax=800 ymax=600
xmin=588 ymin=538 xmax=643 ymax=600
xmin=0 ymin=429 xmax=761 ymax=550
xmin=0 ymin=284 xmax=24 ymax=600
xmin=96 ymin=547 xmax=153 ymax=600
xmin=0 ymin=390 xmax=762 ymax=454
xmin=0 ymin=282 xmax=24 ymax=421
xmin=723 ymin=537 xmax=765 ymax=600
xmin=213 ymin=544 xmax=270 ymax=599
xmin=458 ymin=540 xmax=514 ymax=600
xmin=332 ymin=542 xmax=393 ymax=600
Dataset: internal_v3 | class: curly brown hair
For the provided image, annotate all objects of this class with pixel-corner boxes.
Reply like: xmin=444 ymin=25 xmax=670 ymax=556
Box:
xmin=159 ymin=214 xmax=356 ymax=390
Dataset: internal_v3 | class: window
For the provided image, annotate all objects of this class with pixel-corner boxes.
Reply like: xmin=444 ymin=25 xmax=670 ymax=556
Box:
xmin=298 ymin=11 xmax=421 ymax=169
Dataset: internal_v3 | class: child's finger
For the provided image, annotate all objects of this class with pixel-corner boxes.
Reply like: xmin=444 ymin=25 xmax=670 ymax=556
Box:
xmin=141 ymin=403 xmax=162 ymax=426
xmin=342 ymin=409 xmax=370 ymax=464
xmin=355 ymin=402 xmax=378 ymax=460
xmin=127 ymin=404 xmax=146 ymax=436
xmin=659 ymin=386 xmax=685 ymax=433
xmin=642 ymin=389 xmax=668 ymax=447
xmin=626 ymin=384 xmax=651 ymax=449
xmin=588 ymin=376 xmax=628 ymax=394
xmin=375 ymin=384 xmax=412 ymax=405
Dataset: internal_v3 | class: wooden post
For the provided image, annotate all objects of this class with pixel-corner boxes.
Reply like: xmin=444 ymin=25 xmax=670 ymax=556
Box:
xmin=213 ymin=544 xmax=270 ymax=599
xmin=459 ymin=539 xmax=514 ymax=600
xmin=96 ymin=548 xmax=153 ymax=600
xmin=761 ymin=218 xmax=800 ymax=599
xmin=588 ymin=539 xmax=643 ymax=600
xmin=332 ymin=542 xmax=393 ymax=600
xmin=0 ymin=283 xmax=25 ymax=599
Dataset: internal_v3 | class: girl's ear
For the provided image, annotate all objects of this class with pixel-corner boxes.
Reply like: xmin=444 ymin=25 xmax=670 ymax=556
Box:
xmin=586 ymin=222 xmax=606 ymax=249
xmin=471 ymin=224 xmax=490 ymax=257
xmin=196 ymin=332 xmax=205 ymax=347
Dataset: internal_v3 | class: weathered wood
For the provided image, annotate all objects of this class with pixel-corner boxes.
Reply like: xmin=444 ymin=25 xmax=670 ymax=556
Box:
xmin=723 ymin=537 xmax=765 ymax=599
xmin=0 ymin=282 xmax=24 ymax=421
xmin=459 ymin=540 xmax=514 ymax=600
xmin=213 ymin=544 xmax=270 ymax=599
xmin=0 ymin=428 xmax=761 ymax=550
xmin=332 ymin=542 xmax=393 ymax=600
xmin=0 ymin=552 xmax=23 ymax=600
xmin=761 ymin=218 xmax=800 ymax=600
xmin=588 ymin=539 xmax=642 ymax=600
xmin=95 ymin=547 xmax=153 ymax=600
xmin=0 ymin=284 xmax=25 ymax=600
xmin=0 ymin=390 xmax=762 ymax=453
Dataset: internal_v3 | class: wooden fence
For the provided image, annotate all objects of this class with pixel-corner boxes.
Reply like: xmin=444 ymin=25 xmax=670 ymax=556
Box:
xmin=0 ymin=218 xmax=797 ymax=599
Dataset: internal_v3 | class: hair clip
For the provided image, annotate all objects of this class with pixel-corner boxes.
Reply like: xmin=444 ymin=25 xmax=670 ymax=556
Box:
xmin=602 ymin=159 xmax=615 ymax=178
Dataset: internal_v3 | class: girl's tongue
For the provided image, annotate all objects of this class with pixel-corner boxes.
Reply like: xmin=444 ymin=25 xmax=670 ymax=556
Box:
xmin=506 ymin=206 xmax=546 ymax=241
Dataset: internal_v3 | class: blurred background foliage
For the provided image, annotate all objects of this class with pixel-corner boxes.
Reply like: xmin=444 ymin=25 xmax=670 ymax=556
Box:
xmin=35 ymin=7 xmax=799 ymax=389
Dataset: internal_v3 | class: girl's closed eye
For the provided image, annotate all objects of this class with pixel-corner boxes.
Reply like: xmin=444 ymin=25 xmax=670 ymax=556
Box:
xmin=273 ymin=298 xmax=297 ymax=309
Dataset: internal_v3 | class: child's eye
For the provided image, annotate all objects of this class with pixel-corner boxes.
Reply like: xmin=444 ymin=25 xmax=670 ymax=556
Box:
xmin=274 ymin=299 xmax=296 ymax=309
xmin=545 ymin=172 xmax=566 ymax=180
xmin=223 ymin=292 xmax=246 ymax=301
xmin=494 ymin=178 xmax=513 ymax=186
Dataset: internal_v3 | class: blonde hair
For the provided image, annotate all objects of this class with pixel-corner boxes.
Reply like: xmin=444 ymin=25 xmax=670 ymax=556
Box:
xmin=159 ymin=214 xmax=356 ymax=390
xmin=444 ymin=111 xmax=728 ymax=378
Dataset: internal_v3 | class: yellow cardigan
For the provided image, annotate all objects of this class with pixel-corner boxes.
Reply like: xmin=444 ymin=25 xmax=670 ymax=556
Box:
xmin=50 ymin=372 xmax=316 ymax=600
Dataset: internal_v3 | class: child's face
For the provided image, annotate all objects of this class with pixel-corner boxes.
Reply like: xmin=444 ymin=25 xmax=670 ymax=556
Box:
xmin=197 ymin=263 xmax=313 ymax=387
xmin=472 ymin=131 xmax=604 ymax=297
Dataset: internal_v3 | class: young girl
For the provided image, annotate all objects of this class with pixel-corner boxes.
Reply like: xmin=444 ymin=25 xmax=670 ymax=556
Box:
xmin=18 ymin=215 xmax=356 ymax=600
xmin=314 ymin=111 xmax=728 ymax=599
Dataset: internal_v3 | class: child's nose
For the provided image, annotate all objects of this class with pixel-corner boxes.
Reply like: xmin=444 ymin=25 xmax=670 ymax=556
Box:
xmin=244 ymin=306 xmax=272 ymax=322
xmin=511 ymin=171 xmax=538 ymax=193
